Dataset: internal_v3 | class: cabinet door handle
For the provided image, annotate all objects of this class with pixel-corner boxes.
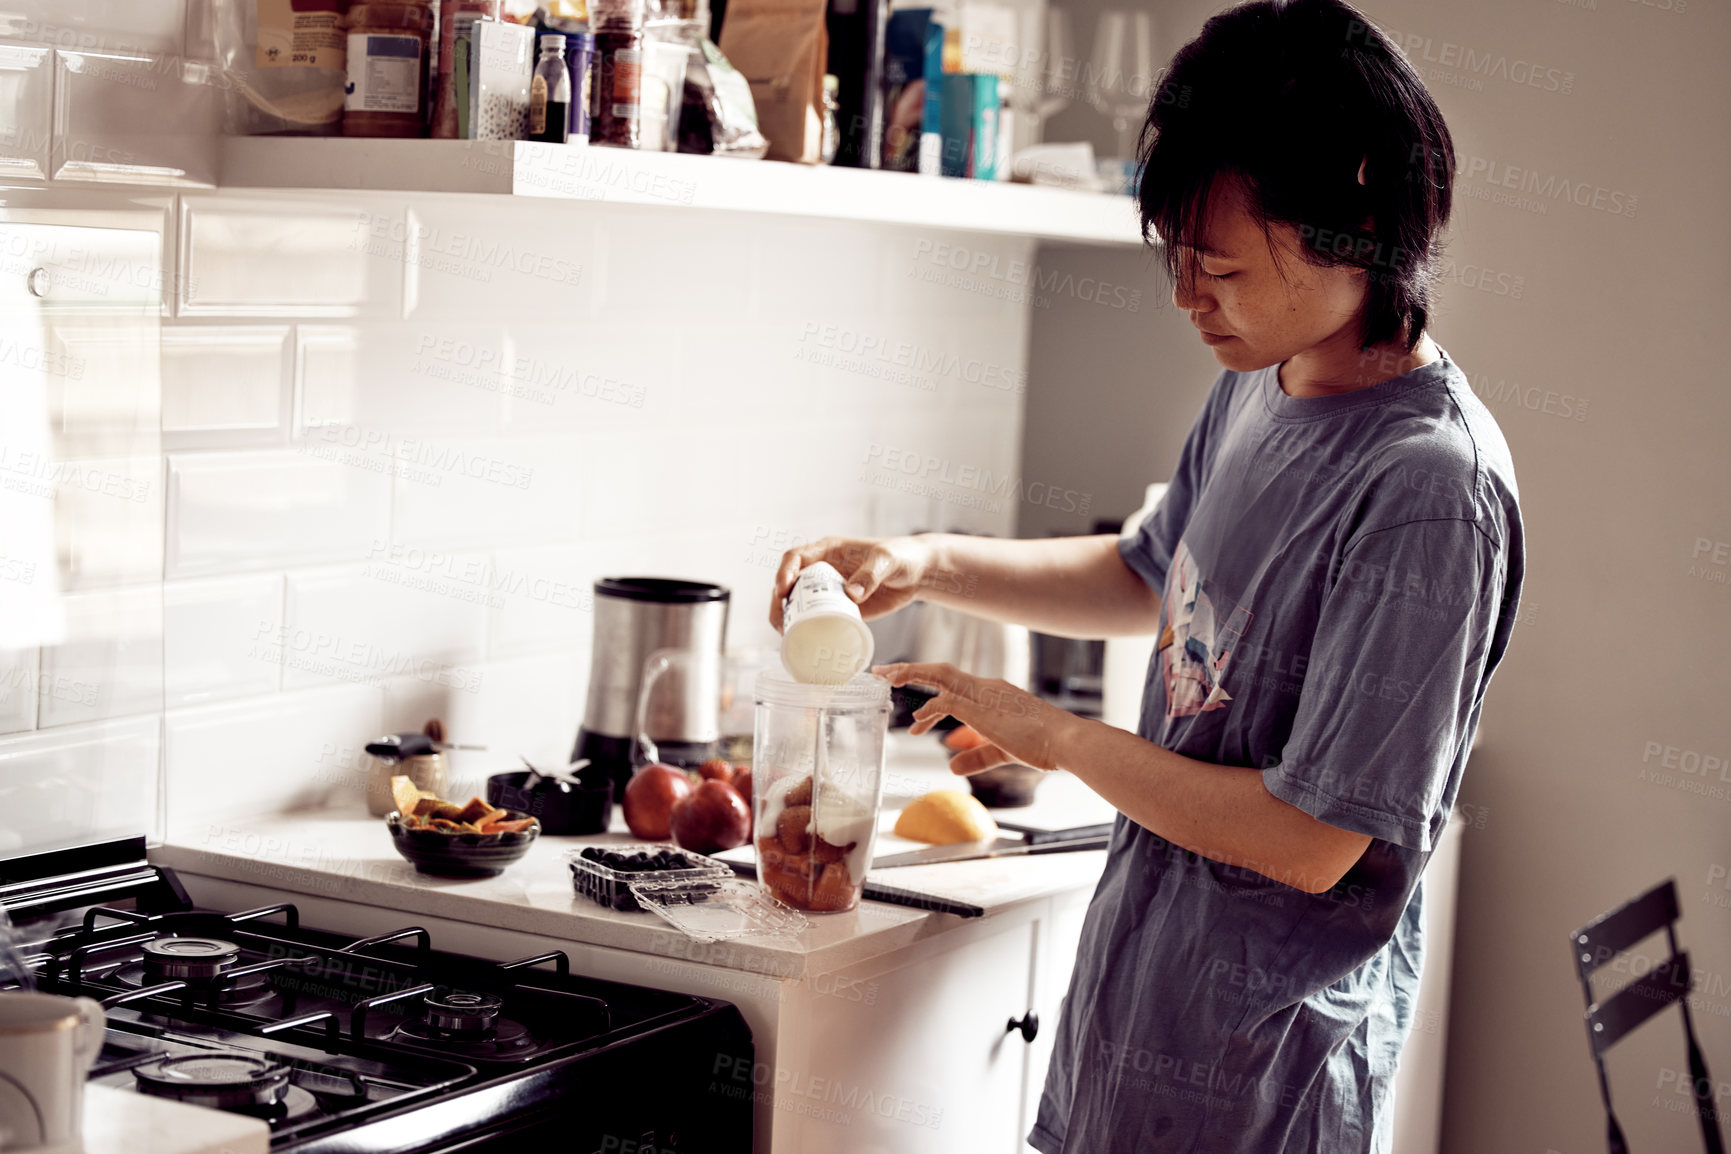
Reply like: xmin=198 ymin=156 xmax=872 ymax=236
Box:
xmin=1006 ymin=1012 xmax=1039 ymax=1043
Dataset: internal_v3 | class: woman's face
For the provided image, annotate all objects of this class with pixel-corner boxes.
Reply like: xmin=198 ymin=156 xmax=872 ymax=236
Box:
xmin=1171 ymin=175 xmax=1369 ymax=374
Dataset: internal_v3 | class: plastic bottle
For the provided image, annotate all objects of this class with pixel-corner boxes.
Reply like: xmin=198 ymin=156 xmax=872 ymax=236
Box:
xmin=779 ymin=562 xmax=875 ymax=685
xmin=530 ymin=33 xmax=573 ymax=142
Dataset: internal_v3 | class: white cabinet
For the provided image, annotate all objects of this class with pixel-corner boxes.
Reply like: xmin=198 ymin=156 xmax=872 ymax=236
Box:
xmin=1021 ymin=889 xmax=1093 ymax=1145
xmin=773 ymin=916 xmax=1039 ymax=1152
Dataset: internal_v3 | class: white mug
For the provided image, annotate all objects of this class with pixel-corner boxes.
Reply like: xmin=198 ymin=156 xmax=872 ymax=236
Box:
xmin=0 ymin=992 xmax=105 ymax=1153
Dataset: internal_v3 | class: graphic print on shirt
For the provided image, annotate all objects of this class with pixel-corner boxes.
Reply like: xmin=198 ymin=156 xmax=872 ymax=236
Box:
xmin=1158 ymin=540 xmax=1252 ymax=718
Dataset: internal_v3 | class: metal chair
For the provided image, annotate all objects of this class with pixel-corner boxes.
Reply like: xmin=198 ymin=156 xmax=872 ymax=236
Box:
xmin=1570 ymin=878 xmax=1724 ymax=1154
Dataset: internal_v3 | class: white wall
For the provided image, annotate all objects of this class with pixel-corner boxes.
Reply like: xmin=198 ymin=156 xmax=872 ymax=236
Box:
xmin=0 ymin=1 xmax=1055 ymax=851
xmin=1020 ymin=1 xmax=1730 ymax=1150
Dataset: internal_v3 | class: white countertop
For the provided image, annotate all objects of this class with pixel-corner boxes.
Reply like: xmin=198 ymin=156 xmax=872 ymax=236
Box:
xmin=152 ymin=734 xmax=1114 ymax=978
xmin=84 ymin=1085 xmax=269 ymax=1154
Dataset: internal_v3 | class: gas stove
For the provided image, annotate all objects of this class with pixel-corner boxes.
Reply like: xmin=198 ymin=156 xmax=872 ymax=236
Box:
xmin=2 ymin=838 xmax=753 ymax=1152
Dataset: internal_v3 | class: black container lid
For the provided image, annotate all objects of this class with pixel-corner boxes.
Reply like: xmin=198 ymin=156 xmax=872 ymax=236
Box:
xmin=594 ymin=577 xmax=729 ymax=603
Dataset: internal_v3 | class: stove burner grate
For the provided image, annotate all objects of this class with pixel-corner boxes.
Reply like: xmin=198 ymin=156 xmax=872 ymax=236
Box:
xmin=112 ymin=961 xmax=276 ymax=1006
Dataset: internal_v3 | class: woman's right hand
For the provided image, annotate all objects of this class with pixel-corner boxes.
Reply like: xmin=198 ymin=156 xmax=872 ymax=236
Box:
xmin=769 ymin=535 xmax=936 ymax=632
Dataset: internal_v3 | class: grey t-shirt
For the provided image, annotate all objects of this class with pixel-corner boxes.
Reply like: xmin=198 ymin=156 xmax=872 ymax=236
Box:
xmin=1030 ymin=348 xmax=1523 ymax=1153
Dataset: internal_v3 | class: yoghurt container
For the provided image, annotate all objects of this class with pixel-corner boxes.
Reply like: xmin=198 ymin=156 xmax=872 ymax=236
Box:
xmin=779 ymin=561 xmax=875 ymax=685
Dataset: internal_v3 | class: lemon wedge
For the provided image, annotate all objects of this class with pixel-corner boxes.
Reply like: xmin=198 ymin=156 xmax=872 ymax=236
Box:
xmin=893 ymin=790 xmax=999 ymax=844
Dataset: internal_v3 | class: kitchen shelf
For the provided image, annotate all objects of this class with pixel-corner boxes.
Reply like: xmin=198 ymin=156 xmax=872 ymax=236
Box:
xmin=217 ymin=137 xmax=1145 ymax=247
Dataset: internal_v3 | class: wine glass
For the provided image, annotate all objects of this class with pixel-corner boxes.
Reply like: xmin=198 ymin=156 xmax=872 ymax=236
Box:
xmin=1036 ymin=7 xmax=1075 ymax=126
xmin=1008 ymin=7 xmax=1075 ymax=138
xmin=1088 ymin=9 xmax=1154 ymax=161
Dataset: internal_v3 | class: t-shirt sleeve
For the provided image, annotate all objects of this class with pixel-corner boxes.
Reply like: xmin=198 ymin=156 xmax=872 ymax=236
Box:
xmin=1118 ymin=371 xmax=1231 ymax=591
xmin=1261 ymin=517 xmax=1506 ymax=852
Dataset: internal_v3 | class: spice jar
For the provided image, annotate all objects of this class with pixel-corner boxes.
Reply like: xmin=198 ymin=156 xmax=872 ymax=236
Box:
xmin=366 ymin=752 xmax=448 ymax=816
xmin=590 ymin=0 xmax=646 ymax=148
xmin=344 ymin=0 xmax=437 ymax=137
xmin=362 ymin=719 xmax=466 ymax=815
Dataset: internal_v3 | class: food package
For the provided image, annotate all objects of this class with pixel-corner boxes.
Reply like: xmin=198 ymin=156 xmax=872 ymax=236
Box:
xmin=432 ymin=1 xmax=501 ymax=138
xmin=939 ymin=71 xmax=997 ymax=178
xmin=213 ymin=0 xmax=351 ymax=135
xmin=470 ymin=18 xmax=538 ymax=139
xmin=717 ymin=0 xmax=827 ymax=162
xmin=677 ymin=37 xmax=769 ymax=157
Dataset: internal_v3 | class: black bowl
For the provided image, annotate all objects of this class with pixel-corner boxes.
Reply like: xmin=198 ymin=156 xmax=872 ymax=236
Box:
xmin=487 ymin=771 xmax=613 ymax=835
xmin=386 ymin=810 xmax=540 ymax=877
xmin=965 ymin=764 xmax=1045 ymax=808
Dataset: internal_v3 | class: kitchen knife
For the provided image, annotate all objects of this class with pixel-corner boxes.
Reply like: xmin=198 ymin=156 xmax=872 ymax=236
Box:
xmin=715 ymin=856 xmax=986 ymax=917
xmin=871 ymin=835 xmax=1110 ymax=869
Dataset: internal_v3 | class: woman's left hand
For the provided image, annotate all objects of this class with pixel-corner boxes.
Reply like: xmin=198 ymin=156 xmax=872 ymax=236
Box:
xmin=872 ymin=662 xmax=1079 ymax=776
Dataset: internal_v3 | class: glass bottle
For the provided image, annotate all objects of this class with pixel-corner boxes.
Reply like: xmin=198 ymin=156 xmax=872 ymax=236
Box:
xmin=530 ymin=33 xmax=572 ymax=142
xmin=590 ymin=0 xmax=646 ymax=147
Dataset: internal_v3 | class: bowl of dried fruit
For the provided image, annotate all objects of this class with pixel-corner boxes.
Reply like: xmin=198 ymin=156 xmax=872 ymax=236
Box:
xmin=386 ymin=775 xmax=540 ymax=878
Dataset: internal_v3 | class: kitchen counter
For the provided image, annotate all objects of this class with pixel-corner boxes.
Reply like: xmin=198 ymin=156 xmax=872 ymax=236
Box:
xmin=151 ymin=735 xmax=1114 ymax=979
xmin=85 ymin=1084 xmax=269 ymax=1153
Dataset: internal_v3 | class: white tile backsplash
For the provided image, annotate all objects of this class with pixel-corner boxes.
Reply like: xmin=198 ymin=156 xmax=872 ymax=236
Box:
xmin=179 ymin=196 xmax=406 ymax=318
xmin=0 ymin=1 xmax=186 ymax=56
xmin=392 ymin=435 xmax=583 ymax=549
xmin=495 ymin=321 xmax=673 ymax=432
xmin=163 ymin=682 xmax=381 ymax=839
xmin=0 ymin=42 xmax=51 ymax=182
xmin=280 ymin=562 xmax=489 ymax=693
xmin=296 ymin=322 xmax=507 ymax=436
xmin=380 ymin=650 xmax=586 ymax=796
xmin=486 ymin=543 xmax=609 ymax=658
xmin=161 ymin=324 xmax=291 ymax=446
xmin=595 ymin=207 xmax=760 ymax=324
xmin=0 ymin=715 xmax=160 ymax=856
xmin=54 ymin=453 xmax=164 ymax=591
xmin=36 ymin=584 xmax=162 ymax=727
xmin=168 ymin=449 xmax=391 ymax=577
xmin=52 ymin=50 xmax=217 ymax=185
xmin=398 ymin=198 xmax=597 ymax=323
xmin=163 ymin=573 xmax=283 ymax=708
xmin=7 ymin=140 xmax=1029 ymax=835
xmin=47 ymin=320 xmax=160 ymax=454
xmin=0 ymin=648 xmax=37 ymax=735
xmin=756 ymin=219 xmax=888 ymax=322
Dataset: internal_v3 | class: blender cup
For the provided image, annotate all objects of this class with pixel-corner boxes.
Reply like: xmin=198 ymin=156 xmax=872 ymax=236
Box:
xmin=752 ymin=668 xmax=890 ymax=912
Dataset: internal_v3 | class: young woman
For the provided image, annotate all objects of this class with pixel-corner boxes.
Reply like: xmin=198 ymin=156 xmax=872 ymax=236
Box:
xmin=770 ymin=1 xmax=1524 ymax=1149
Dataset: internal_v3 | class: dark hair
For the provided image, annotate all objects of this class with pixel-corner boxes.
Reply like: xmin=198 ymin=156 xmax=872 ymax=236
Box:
xmin=1137 ymin=0 xmax=1455 ymax=351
